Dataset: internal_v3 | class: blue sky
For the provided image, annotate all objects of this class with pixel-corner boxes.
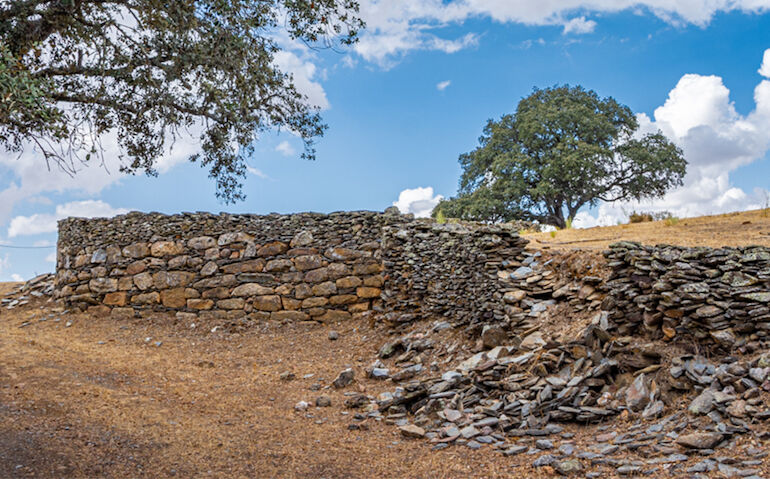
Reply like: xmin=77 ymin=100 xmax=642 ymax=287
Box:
xmin=2 ymin=1 xmax=770 ymax=280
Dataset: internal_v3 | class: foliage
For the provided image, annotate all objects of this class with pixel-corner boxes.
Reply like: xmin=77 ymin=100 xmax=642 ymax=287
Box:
xmin=663 ymin=216 xmax=680 ymax=227
xmin=434 ymin=209 xmax=447 ymax=224
xmin=628 ymin=211 xmax=654 ymax=223
xmin=434 ymin=85 xmax=687 ymax=228
xmin=0 ymin=0 xmax=363 ymax=202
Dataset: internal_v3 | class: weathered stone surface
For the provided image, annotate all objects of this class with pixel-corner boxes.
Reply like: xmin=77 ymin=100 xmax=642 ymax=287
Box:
xmin=103 ymin=292 xmax=127 ymax=307
xmin=89 ymin=277 xmax=117 ymax=294
xmin=253 ymin=295 xmax=282 ymax=312
xmin=188 ymin=236 xmax=216 ymax=250
xmin=304 ymin=268 xmax=329 ymax=283
xmin=187 ymin=299 xmax=214 ymax=310
xmin=132 ymin=292 xmax=160 ymax=305
xmin=153 ymin=271 xmax=195 ymax=289
xmin=676 ymin=432 xmax=723 ymax=449
xmin=294 ymin=255 xmax=324 ymax=271
xmin=312 ymin=281 xmax=337 ymax=296
xmin=150 ymin=241 xmax=184 ymax=257
xmin=217 ymin=298 xmax=245 ymax=310
xmin=161 ymin=288 xmax=187 ymax=308
xmin=356 ymin=287 xmax=381 ymax=299
xmin=218 ymin=232 xmax=254 ymax=246
xmin=271 ymin=310 xmax=310 ymax=322
xmin=336 ymin=276 xmax=362 ymax=289
xmin=257 ymin=241 xmax=288 ymax=257
xmin=232 ymin=283 xmax=274 ymax=297
xmin=122 ymin=243 xmax=150 ymax=258
xmin=332 ymin=368 xmax=354 ymax=388
xmin=290 ymin=230 xmax=314 ymax=247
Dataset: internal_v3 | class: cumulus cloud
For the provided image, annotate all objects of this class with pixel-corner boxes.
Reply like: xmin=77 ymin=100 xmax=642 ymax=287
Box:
xmin=761 ymin=49 xmax=770 ymax=78
xmin=575 ymin=49 xmax=770 ymax=227
xmin=437 ymin=80 xmax=451 ymax=91
xmin=7 ymin=200 xmax=130 ymax=238
xmin=393 ymin=187 xmax=443 ymax=217
xmin=11 ymin=273 xmax=23 ymax=282
xmin=352 ymin=1 xmax=770 ymax=65
xmin=275 ymin=140 xmax=297 ymax=157
xmin=563 ymin=16 xmax=597 ymax=34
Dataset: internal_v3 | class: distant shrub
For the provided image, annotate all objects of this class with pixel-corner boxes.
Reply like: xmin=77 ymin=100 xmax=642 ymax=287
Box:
xmin=664 ymin=216 xmax=680 ymax=227
xmin=435 ymin=210 xmax=447 ymax=224
xmin=550 ymin=230 xmax=557 ymax=238
xmin=628 ymin=211 xmax=654 ymax=223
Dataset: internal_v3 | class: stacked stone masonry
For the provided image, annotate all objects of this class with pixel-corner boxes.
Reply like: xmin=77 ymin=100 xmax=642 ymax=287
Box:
xmin=381 ymin=221 xmax=528 ymax=328
xmin=56 ymin=211 xmax=528 ymax=324
xmin=604 ymin=242 xmax=770 ymax=344
xmin=56 ymin=211 xmax=410 ymax=322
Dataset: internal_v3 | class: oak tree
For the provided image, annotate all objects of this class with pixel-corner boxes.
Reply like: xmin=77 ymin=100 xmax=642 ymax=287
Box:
xmin=0 ymin=0 xmax=363 ymax=201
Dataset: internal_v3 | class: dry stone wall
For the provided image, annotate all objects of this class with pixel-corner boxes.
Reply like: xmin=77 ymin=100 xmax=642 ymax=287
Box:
xmin=603 ymin=242 xmax=770 ymax=345
xmin=55 ymin=211 xmax=529 ymax=325
xmin=56 ymin=211 xmax=407 ymax=322
xmin=381 ymin=221 xmax=529 ymax=329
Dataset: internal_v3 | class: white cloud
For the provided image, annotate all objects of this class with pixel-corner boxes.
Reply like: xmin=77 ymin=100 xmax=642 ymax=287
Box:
xmin=275 ymin=140 xmax=297 ymax=157
xmin=393 ymin=186 xmax=443 ymax=217
xmin=437 ymin=80 xmax=451 ymax=91
xmin=563 ymin=16 xmax=597 ymax=34
xmin=11 ymin=273 xmax=23 ymax=282
xmin=760 ymin=49 xmax=770 ymax=78
xmin=8 ymin=200 xmax=130 ymax=238
xmin=273 ymin=51 xmax=330 ymax=110
xmin=45 ymin=252 xmax=57 ymax=263
xmin=246 ymin=165 xmax=269 ymax=179
xmin=353 ymin=1 xmax=770 ymax=66
xmin=576 ymin=49 xmax=770 ymax=227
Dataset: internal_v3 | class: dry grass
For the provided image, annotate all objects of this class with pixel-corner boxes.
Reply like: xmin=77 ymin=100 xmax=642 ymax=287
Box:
xmin=524 ymin=208 xmax=770 ymax=250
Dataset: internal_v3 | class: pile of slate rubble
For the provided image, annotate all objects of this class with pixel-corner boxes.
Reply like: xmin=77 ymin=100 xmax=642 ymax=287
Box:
xmin=2 ymin=273 xmax=55 ymax=310
xmin=345 ymin=245 xmax=770 ymax=477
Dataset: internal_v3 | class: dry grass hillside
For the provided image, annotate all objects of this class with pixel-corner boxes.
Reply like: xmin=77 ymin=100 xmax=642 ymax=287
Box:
xmin=1 ymin=209 xmax=769 ymax=478
xmin=524 ymin=208 xmax=770 ymax=250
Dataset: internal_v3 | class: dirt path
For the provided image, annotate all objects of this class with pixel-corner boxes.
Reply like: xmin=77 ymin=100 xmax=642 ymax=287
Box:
xmin=1 ymin=300 xmax=563 ymax=478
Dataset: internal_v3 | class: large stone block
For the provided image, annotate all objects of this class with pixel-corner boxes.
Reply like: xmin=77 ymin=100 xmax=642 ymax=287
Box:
xmin=325 ymin=248 xmax=362 ymax=261
xmin=336 ymin=276 xmax=362 ymax=289
xmin=202 ymin=287 xmax=230 ymax=299
xmin=218 ymin=232 xmax=254 ymax=246
xmin=221 ymin=259 xmax=265 ymax=274
xmin=132 ymin=292 xmax=160 ymax=305
xmin=304 ymin=267 xmax=329 ymax=283
xmin=89 ymin=277 xmax=118 ymax=294
xmin=312 ymin=281 xmax=337 ymax=296
xmin=188 ymin=236 xmax=216 ymax=250
xmin=103 ymin=292 xmax=128 ymax=307
xmin=272 ymin=311 xmax=310 ymax=322
xmin=294 ymin=255 xmax=324 ymax=271
xmin=217 ymin=298 xmax=246 ymax=310
xmin=257 ymin=241 xmax=288 ymax=257
xmin=329 ymin=294 xmax=357 ymax=306
xmin=356 ymin=287 xmax=381 ymax=299
xmin=188 ymin=299 xmax=214 ymax=310
xmin=161 ymin=288 xmax=187 ymax=308
xmin=126 ymin=261 xmax=147 ymax=275
xmin=153 ymin=271 xmax=195 ymax=289
xmin=231 ymin=283 xmax=274 ymax=297
xmin=253 ymin=295 xmax=282 ymax=312
xmin=122 ymin=243 xmax=150 ymax=259
xmin=265 ymin=259 xmax=293 ymax=273
xmin=150 ymin=241 xmax=184 ymax=257
xmin=301 ymin=297 xmax=329 ymax=308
